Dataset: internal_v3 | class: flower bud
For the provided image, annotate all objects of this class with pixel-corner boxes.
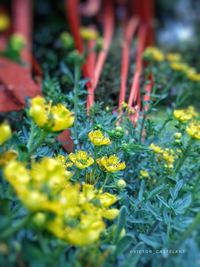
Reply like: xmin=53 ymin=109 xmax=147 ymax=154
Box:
xmin=117 ymin=179 xmax=126 ymax=189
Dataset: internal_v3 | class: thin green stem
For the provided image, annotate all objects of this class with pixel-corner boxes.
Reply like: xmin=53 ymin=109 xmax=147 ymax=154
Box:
xmin=73 ymin=63 xmax=81 ymax=145
xmin=174 ymin=138 xmax=194 ymax=175
xmin=101 ymin=173 xmax=110 ymax=191
xmin=0 ymin=215 xmax=30 ymax=240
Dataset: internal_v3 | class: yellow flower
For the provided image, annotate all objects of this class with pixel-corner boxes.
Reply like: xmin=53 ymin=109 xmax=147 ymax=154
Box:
xmin=149 ymin=143 xmax=163 ymax=154
xmin=29 ymin=96 xmax=74 ymax=131
xmin=143 ymin=47 xmax=165 ymax=62
xmin=98 ymin=192 xmax=118 ymax=208
xmin=186 ymin=121 xmax=200 ymax=140
xmin=31 ymin=157 xmax=68 ymax=192
xmin=69 ymin=150 xmax=94 ymax=169
xmin=0 ymin=122 xmax=12 ymax=145
xmin=50 ymin=104 xmax=74 ymax=131
xmin=139 ymin=170 xmax=149 ymax=178
xmin=186 ymin=68 xmax=200 ymax=82
xmin=170 ymin=62 xmax=189 ymax=72
xmin=166 ymin=53 xmax=182 ymax=62
xmin=0 ymin=150 xmax=18 ymax=167
xmin=173 ymin=106 xmax=198 ymax=123
xmin=102 ymin=209 xmax=119 ymax=220
xmin=97 ymin=155 xmax=126 ymax=173
xmin=29 ymin=96 xmax=49 ymax=127
xmin=88 ymin=130 xmax=111 ymax=146
xmin=80 ymin=27 xmax=98 ymax=40
xmin=4 ymin=161 xmax=30 ymax=187
xmin=0 ymin=14 xmax=10 ymax=31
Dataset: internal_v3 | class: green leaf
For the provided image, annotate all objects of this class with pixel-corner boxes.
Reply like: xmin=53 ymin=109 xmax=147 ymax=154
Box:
xmin=113 ymin=206 xmax=127 ymax=244
xmin=170 ymin=179 xmax=184 ymax=201
xmin=123 ymin=242 xmax=144 ymax=267
xmin=113 ymin=234 xmax=135 ymax=257
xmin=148 ymin=184 xmax=166 ymax=199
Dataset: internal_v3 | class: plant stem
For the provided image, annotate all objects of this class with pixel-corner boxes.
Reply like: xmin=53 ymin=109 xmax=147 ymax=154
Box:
xmin=73 ymin=62 xmax=80 ymax=145
xmin=0 ymin=216 xmax=30 ymax=240
xmin=174 ymin=138 xmax=194 ymax=175
xmin=101 ymin=173 xmax=110 ymax=191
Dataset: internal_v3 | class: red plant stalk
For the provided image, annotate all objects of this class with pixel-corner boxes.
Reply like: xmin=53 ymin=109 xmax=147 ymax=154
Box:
xmin=118 ymin=16 xmax=139 ymax=109
xmin=128 ymin=25 xmax=146 ymax=122
xmin=12 ymin=0 xmax=32 ymax=68
xmin=143 ymin=73 xmax=153 ymax=112
xmin=65 ymin=0 xmax=93 ymax=111
xmin=93 ymin=0 xmax=114 ymax=90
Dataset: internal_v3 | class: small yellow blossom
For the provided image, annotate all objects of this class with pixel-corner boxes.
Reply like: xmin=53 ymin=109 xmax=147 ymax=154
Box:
xmin=97 ymin=155 xmax=126 ymax=173
xmin=0 ymin=14 xmax=10 ymax=31
xmin=170 ymin=62 xmax=189 ymax=72
xmin=186 ymin=121 xmax=200 ymax=140
xmin=173 ymin=106 xmax=198 ymax=123
xmin=88 ymin=130 xmax=111 ymax=146
xmin=166 ymin=53 xmax=182 ymax=62
xmin=69 ymin=150 xmax=94 ymax=169
xmin=29 ymin=96 xmax=74 ymax=131
xmin=0 ymin=122 xmax=12 ymax=145
xmin=102 ymin=209 xmax=119 ymax=220
xmin=80 ymin=27 xmax=98 ymax=40
xmin=149 ymin=143 xmax=163 ymax=154
xmin=186 ymin=68 xmax=200 ymax=82
xmin=143 ymin=47 xmax=165 ymax=62
xmin=97 ymin=192 xmax=118 ymax=208
xmin=139 ymin=170 xmax=149 ymax=178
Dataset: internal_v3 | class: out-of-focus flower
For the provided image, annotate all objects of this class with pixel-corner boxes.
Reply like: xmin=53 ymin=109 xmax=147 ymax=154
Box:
xmin=170 ymin=62 xmax=189 ymax=72
xmin=69 ymin=150 xmax=94 ymax=169
xmin=80 ymin=27 xmax=98 ymax=40
xmin=139 ymin=170 xmax=150 ymax=178
xmin=150 ymin=143 xmax=163 ymax=154
xmin=186 ymin=121 xmax=200 ymax=140
xmin=186 ymin=68 xmax=200 ymax=82
xmin=166 ymin=53 xmax=182 ymax=62
xmin=29 ymin=96 xmax=74 ymax=132
xmin=0 ymin=150 xmax=18 ymax=167
xmin=0 ymin=14 xmax=10 ymax=31
xmin=88 ymin=130 xmax=110 ymax=146
xmin=97 ymin=155 xmax=126 ymax=173
xmin=173 ymin=106 xmax=198 ymax=123
xmin=143 ymin=47 xmax=165 ymax=62
xmin=0 ymin=122 xmax=12 ymax=145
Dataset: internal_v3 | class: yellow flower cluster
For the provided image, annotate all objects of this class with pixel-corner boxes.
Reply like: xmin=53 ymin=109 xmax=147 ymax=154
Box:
xmin=0 ymin=122 xmax=12 ymax=145
xmin=150 ymin=144 xmax=178 ymax=169
xmin=88 ymin=130 xmax=111 ymax=146
xmin=97 ymin=155 xmax=126 ymax=173
xmin=80 ymin=27 xmax=98 ymax=40
xmin=3 ymin=158 xmax=119 ymax=246
xmin=69 ymin=150 xmax=94 ymax=169
xmin=186 ymin=68 xmax=200 ymax=82
xmin=186 ymin=120 xmax=200 ymax=140
xmin=143 ymin=47 xmax=165 ymax=62
xmin=173 ymin=106 xmax=198 ymax=123
xmin=29 ymin=96 xmax=74 ymax=132
xmin=170 ymin=62 xmax=189 ymax=72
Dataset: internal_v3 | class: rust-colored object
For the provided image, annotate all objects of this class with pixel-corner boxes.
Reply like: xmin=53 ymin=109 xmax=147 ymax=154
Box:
xmin=0 ymin=0 xmax=42 ymax=113
xmin=57 ymin=130 xmax=74 ymax=153
xmin=0 ymin=57 xmax=41 ymax=112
